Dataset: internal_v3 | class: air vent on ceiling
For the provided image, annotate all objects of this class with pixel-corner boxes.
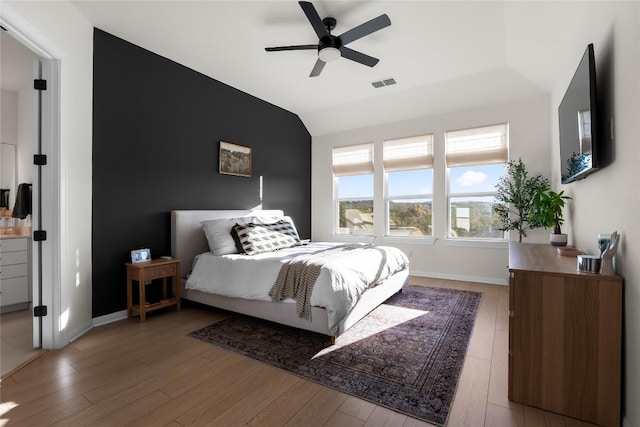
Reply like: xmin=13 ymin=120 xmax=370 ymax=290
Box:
xmin=371 ymin=77 xmax=397 ymax=88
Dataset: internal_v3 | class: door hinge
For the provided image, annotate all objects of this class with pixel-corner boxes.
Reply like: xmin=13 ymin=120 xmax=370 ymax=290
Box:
xmin=34 ymin=154 xmax=47 ymax=166
xmin=34 ymin=79 xmax=47 ymax=91
xmin=34 ymin=305 xmax=48 ymax=317
xmin=33 ymin=230 xmax=47 ymax=241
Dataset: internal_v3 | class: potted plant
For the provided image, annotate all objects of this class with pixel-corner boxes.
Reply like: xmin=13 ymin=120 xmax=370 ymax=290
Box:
xmin=529 ymin=189 xmax=572 ymax=246
xmin=492 ymin=158 xmax=550 ymax=242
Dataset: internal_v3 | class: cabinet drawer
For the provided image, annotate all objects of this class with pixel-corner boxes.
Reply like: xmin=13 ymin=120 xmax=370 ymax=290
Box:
xmin=145 ymin=264 xmax=177 ymax=280
xmin=1 ymin=263 xmax=28 ymax=279
xmin=1 ymin=238 xmax=28 ymax=252
xmin=1 ymin=276 xmax=29 ymax=306
xmin=1 ymin=250 xmax=27 ymax=266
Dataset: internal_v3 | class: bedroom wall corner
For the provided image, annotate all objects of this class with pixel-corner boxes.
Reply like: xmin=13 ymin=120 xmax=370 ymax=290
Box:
xmin=540 ymin=3 xmax=639 ymax=426
xmin=4 ymin=0 xmax=94 ymax=348
xmin=311 ymin=95 xmax=551 ymax=284
xmin=91 ymin=29 xmax=311 ymax=318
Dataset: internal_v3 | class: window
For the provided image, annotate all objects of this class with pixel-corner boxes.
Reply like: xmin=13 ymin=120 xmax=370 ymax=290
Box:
xmin=446 ymin=124 xmax=508 ymax=239
xmin=383 ymin=135 xmax=434 ymax=237
xmin=333 ymin=143 xmax=374 ymax=235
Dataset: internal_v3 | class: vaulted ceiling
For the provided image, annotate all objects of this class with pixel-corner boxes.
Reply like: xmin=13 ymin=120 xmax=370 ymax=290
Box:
xmin=65 ymin=2 xmax=599 ymax=135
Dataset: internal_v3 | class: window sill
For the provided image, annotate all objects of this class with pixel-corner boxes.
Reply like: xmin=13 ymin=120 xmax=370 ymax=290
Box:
xmin=331 ymin=234 xmax=376 ymax=244
xmin=380 ymin=236 xmax=436 ymax=246
xmin=444 ymin=238 xmax=508 ymax=249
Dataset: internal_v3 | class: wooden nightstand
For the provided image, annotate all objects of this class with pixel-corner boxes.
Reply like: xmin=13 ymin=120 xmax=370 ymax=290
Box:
xmin=125 ymin=258 xmax=181 ymax=322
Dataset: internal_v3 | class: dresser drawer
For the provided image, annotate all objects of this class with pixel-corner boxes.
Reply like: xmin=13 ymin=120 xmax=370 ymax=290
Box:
xmin=1 ymin=238 xmax=28 ymax=252
xmin=1 ymin=263 xmax=28 ymax=279
xmin=1 ymin=276 xmax=29 ymax=306
xmin=1 ymin=250 xmax=27 ymax=266
xmin=144 ymin=263 xmax=177 ymax=280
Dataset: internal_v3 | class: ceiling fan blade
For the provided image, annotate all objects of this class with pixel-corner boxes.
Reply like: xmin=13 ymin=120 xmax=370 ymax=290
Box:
xmin=265 ymin=44 xmax=318 ymax=52
xmin=309 ymin=58 xmax=326 ymax=77
xmin=338 ymin=14 xmax=391 ymax=46
xmin=339 ymin=47 xmax=379 ymax=67
xmin=299 ymin=1 xmax=330 ymax=40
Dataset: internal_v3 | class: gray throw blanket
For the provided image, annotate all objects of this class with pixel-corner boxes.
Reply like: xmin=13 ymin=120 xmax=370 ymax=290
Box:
xmin=269 ymin=243 xmax=373 ymax=321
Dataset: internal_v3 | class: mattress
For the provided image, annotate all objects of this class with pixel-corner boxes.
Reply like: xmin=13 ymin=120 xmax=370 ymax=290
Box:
xmin=186 ymin=242 xmax=409 ymax=332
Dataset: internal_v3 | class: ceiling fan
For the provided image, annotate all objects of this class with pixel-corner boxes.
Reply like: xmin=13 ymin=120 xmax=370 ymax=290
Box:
xmin=265 ymin=1 xmax=391 ymax=77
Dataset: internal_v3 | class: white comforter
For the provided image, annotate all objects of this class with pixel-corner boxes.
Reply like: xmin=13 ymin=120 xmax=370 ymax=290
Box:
xmin=185 ymin=242 xmax=409 ymax=332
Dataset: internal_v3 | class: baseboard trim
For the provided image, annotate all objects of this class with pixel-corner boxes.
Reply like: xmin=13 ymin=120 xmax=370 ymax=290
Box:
xmin=410 ymin=269 xmax=508 ymax=286
xmin=0 ymin=302 xmax=31 ymax=314
xmin=92 ymin=310 xmax=128 ymax=328
xmin=67 ymin=322 xmax=93 ymax=344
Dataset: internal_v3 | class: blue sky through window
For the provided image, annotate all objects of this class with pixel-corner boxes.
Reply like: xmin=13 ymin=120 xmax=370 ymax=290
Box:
xmin=449 ymin=163 xmax=505 ymax=193
xmin=338 ymin=174 xmax=374 ymax=198
xmin=388 ymin=169 xmax=433 ymax=196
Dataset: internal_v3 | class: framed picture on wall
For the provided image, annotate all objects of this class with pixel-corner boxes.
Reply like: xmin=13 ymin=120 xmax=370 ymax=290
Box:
xmin=219 ymin=141 xmax=252 ymax=177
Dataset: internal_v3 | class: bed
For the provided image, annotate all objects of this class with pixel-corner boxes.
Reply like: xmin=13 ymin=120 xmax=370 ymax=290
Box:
xmin=171 ymin=209 xmax=409 ymax=341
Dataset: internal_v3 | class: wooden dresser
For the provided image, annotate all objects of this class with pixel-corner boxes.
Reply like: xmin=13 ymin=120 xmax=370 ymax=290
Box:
xmin=508 ymin=243 xmax=622 ymax=427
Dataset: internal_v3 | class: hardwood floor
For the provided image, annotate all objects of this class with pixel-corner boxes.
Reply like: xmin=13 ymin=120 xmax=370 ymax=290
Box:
xmin=0 ymin=277 xmax=598 ymax=426
xmin=0 ymin=309 xmax=42 ymax=377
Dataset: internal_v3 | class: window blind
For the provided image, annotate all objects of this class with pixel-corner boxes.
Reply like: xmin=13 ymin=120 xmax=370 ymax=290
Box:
xmin=332 ymin=143 xmax=374 ymax=176
xmin=445 ymin=123 xmax=508 ymax=167
xmin=383 ymin=134 xmax=434 ymax=172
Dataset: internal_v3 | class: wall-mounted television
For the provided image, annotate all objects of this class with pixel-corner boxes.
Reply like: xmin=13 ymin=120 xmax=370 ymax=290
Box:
xmin=558 ymin=44 xmax=599 ymax=184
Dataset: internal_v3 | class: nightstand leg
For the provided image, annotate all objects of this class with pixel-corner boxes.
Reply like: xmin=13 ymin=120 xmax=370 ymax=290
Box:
xmin=175 ymin=266 xmax=181 ymax=312
xmin=139 ymin=278 xmax=146 ymax=322
xmin=161 ymin=277 xmax=167 ymax=299
xmin=126 ymin=278 xmax=132 ymax=318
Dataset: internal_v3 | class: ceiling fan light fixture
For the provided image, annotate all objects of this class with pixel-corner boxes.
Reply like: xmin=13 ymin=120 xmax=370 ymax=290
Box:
xmin=318 ymin=47 xmax=341 ymax=62
xmin=265 ymin=1 xmax=391 ymax=77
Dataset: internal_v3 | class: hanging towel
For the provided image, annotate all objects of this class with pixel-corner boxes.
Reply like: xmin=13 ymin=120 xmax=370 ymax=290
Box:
xmin=12 ymin=183 xmax=32 ymax=219
xmin=0 ymin=189 xmax=9 ymax=209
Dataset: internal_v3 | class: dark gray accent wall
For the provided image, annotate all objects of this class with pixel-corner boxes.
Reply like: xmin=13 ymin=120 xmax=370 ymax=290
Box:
xmin=92 ymin=29 xmax=311 ymax=318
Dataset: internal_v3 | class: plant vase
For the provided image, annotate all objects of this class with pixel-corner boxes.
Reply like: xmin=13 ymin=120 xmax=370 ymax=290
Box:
xmin=549 ymin=233 xmax=568 ymax=247
xmin=529 ymin=189 xmax=572 ymax=247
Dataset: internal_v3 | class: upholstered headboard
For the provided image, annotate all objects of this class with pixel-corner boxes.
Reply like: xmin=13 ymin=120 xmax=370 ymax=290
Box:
xmin=170 ymin=209 xmax=284 ymax=278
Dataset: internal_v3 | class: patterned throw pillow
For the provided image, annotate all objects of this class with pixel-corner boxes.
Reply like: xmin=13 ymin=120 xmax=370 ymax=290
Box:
xmin=231 ymin=220 xmax=299 ymax=255
xmin=253 ymin=215 xmax=300 ymax=241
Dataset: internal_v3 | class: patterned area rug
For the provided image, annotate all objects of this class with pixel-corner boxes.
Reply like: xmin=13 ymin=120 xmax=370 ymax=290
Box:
xmin=188 ymin=285 xmax=481 ymax=426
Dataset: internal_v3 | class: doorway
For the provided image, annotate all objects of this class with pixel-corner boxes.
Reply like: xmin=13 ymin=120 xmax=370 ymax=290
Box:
xmin=0 ymin=27 xmax=48 ymax=375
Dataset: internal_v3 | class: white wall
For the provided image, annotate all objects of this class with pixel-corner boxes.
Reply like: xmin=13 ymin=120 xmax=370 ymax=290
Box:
xmin=1 ymin=89 xmax=18 ymax=208
xmin=1 ymin=89 xmax=18 ymax=144
xmin=543 ymin=3 xmax=639 ymax=426
xmin=312 ymin=95 xmax=551 ymax=285
xmin=17 ymin=84 xmax=33 ymax=186
xmin=4 ymin=0 xmax=94 ymax=347
xmin=0 ymin=87 xmax=34 ymax=216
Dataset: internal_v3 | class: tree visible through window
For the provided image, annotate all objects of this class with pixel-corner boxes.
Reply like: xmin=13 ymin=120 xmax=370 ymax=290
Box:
xmin=446 ymin=124 xmax=508 ymax=239
xmin=384 ymin=135 xmax=434 ymax=237
xmin=333 ymin=143 xmax=374 ymax=235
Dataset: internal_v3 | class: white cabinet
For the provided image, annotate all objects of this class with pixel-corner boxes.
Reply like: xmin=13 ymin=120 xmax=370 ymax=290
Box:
xmin=1 ymin=237 xmax=31 ymax=312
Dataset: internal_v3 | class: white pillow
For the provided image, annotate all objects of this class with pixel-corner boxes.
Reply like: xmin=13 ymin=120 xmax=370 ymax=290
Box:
xmin=201 ymin=217 xmax=255 ymax=255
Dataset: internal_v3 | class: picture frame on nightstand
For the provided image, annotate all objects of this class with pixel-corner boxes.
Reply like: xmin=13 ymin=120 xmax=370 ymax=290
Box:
xmin=131 ymin=248 xmax=151 ymax=264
